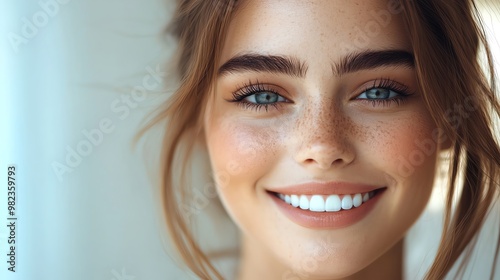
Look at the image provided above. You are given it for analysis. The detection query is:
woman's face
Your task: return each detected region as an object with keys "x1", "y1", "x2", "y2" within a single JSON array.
[{"x1": 204, "y1": 0, "x2": 439, "y2": 278}]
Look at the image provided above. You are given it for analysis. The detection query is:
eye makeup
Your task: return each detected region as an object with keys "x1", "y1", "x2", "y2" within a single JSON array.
[
  {"x1": 225, "y1": 77, "x2": 414, "y2": 112},
  {"x1": 353, "y1": 78, "x2": 414, "y2": 107},
  {"x1": 226, "y1": 80, "x2": 291, "y2": 112}
]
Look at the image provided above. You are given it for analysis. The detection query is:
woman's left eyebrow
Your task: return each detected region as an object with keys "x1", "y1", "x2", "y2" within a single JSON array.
[
  {"x1": 333, "y1": 50, "x2": 414, "y2": 76},
  {"x1": 217, "y1": 49, "x2": 414, "y2": 78}
]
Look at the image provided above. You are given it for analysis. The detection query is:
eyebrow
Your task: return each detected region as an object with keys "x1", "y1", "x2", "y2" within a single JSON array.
[
  {"x1": 217, "y1": 50, "x2": 414, "y2": 78},
  {"x1": 218, "y1": 53, "x2": 308, "y2": 77},
  {"x1": 333, "y1": 50, "x2": 414, "y2": 76}
]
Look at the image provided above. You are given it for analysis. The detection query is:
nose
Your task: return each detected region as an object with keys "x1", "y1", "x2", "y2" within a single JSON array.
[{"x1": 293, "y1": 102, "x2": 355, "y2": 170}]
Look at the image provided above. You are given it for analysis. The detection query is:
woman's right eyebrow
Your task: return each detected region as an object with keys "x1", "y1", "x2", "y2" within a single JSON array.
[
  {"x1": 218, "y1": 53, "x2": 308, "y2": 78},
  {"x1": 217, "y1": 50, "x2": 414, "y2": 78}
]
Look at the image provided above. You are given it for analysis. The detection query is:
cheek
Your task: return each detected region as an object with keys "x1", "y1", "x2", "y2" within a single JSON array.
[
  {"x1": 358, "y1": 110, "x2": 438, "y2": 181},
  {"x1": 358, "y1": 109, "x2": 438, "y2": 227},
  {"x1": 205, "y1": 116, "x2": 286, "y2": 233},
  {"x1": 205, "y1": 117, "x2": 281, "y2": 190}
]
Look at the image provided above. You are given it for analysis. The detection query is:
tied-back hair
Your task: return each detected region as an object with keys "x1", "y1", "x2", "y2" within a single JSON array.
[{"x1": 137, "y1": 0, "x2": 500, "y2": 279}]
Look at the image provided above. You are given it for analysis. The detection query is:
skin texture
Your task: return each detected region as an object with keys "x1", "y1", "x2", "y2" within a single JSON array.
[{"x1": 204, "y1": 0, "x2": 440, "y2": 279}]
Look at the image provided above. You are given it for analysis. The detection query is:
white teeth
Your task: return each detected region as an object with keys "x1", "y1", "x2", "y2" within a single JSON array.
[
  {"x1": 342, "y1": 195, "x2": 353, "y2": 210},
  {"x1": 309, "y1": 195, "x2": 325, "y2": 212},
  {"x1": 277, "y1": 191, "x2": 376, "y2": 212},
  {"x1": 299, "y1": 195, "x2": 309, "y2": 209},
  {"x1": 325, "y1": 195, "x2": 341, "y2": 212},
  {"x1": 291, "y1": 195, "x2": 300, "y2": 207},
  {"x1": 353, "y1": 193, "x2": 362, "y2": 208}
]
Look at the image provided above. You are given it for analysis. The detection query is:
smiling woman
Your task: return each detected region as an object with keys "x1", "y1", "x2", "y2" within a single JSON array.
[
  {"x1": 140, "y1": 0, "x2": 500, "y2": 279},
  {"x1": 204, "y1": 2, "x2": 437, "y2": 279}
]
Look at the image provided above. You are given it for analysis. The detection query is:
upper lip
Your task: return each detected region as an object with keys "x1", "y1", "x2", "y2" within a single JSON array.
[{"x1": 267, "y1": 181, "x2": 384, "y2": 195}]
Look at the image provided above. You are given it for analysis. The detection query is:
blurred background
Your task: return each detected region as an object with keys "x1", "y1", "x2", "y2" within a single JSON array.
[{"x1": 0, "y1": 1, "x2": 499, "y2": 279}]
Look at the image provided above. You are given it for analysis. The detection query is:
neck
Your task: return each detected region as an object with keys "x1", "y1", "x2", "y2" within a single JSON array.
[{"x1": 237, "y1": 235, "x2": 403, "y2": 280}]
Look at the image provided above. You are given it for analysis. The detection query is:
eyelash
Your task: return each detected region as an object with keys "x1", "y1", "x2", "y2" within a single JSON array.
[
  {"x1": 229, "y1": 81, "x2": 287, "y2": 112},
  {"x1": 229, "y1": 79, "x2": 412, "y2": 112},
  {"x1": 357, "y1": 78, "x2": 412, "y2": 107}
]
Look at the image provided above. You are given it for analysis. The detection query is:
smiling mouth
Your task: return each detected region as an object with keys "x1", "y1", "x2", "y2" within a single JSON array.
[{"x1": 271, "y1": 189, "x2": 384, "y2": 212}]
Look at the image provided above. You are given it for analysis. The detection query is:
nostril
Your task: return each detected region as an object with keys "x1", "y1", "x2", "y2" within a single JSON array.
[
  {"x1": 303, "y1": 157, "x2": 346, "y2": 170},
  {"x1": 304, "y1": 158, "x2": 332, "y2": 170},
  {"x1": 304, "y1": 159, "x2": 315, "y2": 164},
  {"x1": 295, "y1": 140, "x2": 355, "y2": 170},
  {"x1": 332, "y1": 158, "x2": 345, "y2": 165}
]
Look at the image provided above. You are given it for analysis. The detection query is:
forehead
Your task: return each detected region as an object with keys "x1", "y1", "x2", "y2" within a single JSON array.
[{"x1": 221, "y1": 0, "x2": 411, "y2": 63}]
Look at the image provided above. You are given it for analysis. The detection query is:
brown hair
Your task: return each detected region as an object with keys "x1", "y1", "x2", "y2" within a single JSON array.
[{"x1": 138, "y1": 0, "x2": 500, "y2": 279}]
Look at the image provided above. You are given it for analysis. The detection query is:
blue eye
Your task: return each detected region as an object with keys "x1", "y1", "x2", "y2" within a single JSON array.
[
  {"x1": 353, "y1": 79, "x2": 412, "y2": 107},
  {"x1": 245, "y1": 92, "x2": 286, "y2": 104},
  {"x1": 357, "y1": 88, "x2": 399, "y2": 100},
  {"x1": 229, "y1": 82, "x2": 289, "y2": 112}
]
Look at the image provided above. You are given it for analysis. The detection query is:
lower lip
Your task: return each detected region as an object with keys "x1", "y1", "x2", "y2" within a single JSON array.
[{"x1": 268, "y1": 189, "x2": 384, "y2": 229}]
